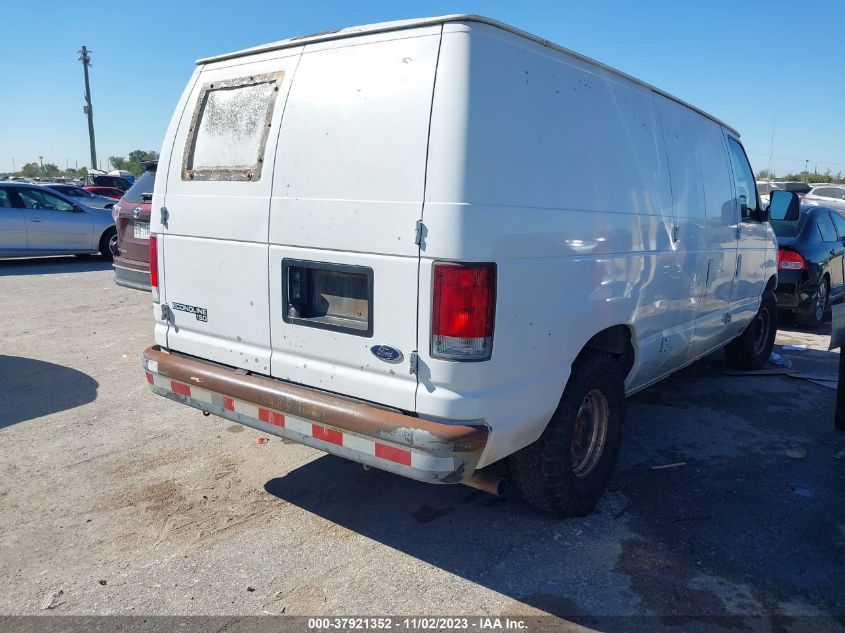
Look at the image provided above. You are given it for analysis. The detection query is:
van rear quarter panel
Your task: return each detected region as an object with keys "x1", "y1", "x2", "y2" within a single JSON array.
[{"x1": 424, "y1": 23, "x2": 678, "y2": 466}]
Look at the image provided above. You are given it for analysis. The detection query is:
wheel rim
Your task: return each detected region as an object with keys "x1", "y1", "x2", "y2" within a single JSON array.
[
  {"x1": 570, "y1": 389, "x2": 609, "y2": 479},
  {"x1": 109, "y1": 234, "x2": 118, "y2": 251},
  {"x1": 815, "y1": 281, "x2": 828, "y2": 322},
  {"x1": 751, "y1": 305, "x2": 770, "y2": 355}
]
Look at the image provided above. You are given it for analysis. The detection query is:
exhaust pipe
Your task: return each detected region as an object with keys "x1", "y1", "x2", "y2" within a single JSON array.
[{"x1": 464, "y1": 469, "x2": 506, "y2": 496}]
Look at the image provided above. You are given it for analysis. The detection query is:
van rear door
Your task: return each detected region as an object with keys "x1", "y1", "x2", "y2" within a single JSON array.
[
  {"x1": 267, "y1": 27, "x2": 442, "y2": 412},
  {"x1": 158, "y1": 49, "x2": 301, "y2": 374}
]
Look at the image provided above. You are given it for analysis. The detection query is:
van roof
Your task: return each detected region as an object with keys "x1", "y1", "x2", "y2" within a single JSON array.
[{"x1": 197, "y1": 14, "x2": 739, "y2": 137}]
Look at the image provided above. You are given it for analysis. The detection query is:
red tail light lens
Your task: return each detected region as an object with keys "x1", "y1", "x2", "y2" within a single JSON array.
[
  {"x1": 432, "y1": 262, "x2": 495, "y2": 361},
  {"x1": 149, "y1": 234, "x2": 159, "y2": 299},
  {"x1": 778, "y1": 249, "x2": 806, "y2": 270}
]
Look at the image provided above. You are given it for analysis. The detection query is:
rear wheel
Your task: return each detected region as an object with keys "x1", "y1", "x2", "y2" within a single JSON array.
[
  {"x1": 99, "y1": 228, "x2": 117, "y2": 262},
  {"x1": 796, "y1": 277, "x2": 828, "y2": 328},
  {"x1": 509, "y1": 351, "x2": 624, "y2": 516},
  {"x1": 725, "y1": 289, "x2": 778, "y2": 370}
]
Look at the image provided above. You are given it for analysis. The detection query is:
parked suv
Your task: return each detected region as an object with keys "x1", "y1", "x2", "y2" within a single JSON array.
[
  {"x1": 142, "y1": 16, "x2": 778, "y2": 515},
  {"x1": 112, "y1": 161, "x2": 155, "y2": 290}
]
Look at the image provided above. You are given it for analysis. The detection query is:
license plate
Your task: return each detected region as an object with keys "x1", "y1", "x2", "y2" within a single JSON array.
[{"x1": 133, "y1": 222, "x2": 150, "y2": 239}]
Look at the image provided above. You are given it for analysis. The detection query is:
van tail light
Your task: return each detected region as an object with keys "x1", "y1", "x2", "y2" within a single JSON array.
[
  {"x1": 778, "y1": 249, "x2": 806, "y2": 271},
  {"x1": 432, "y1": 262, "x2": 496, "y2": 361},
  {"x1": 149, "y1": 234, "x2": 159, "y2": 302}
]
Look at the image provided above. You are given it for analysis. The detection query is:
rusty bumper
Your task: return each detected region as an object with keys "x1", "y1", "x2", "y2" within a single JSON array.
[{"x1": 142, "y1": 346, "x2": 488, "y2": 484}]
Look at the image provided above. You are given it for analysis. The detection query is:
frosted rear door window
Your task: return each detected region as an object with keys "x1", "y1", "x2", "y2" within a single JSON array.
[{"x1": 182, "y1": 72, "x2": 283, "y2": 182}]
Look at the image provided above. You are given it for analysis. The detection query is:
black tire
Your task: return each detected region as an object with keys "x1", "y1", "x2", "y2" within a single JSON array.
[
  {"x1": 795, "y1": 277, "x2": 829, "y2": 329},
  {"x1": 509, "y1": 351, "x2": 624, "y2": 516},
  {"x1": 98, "y1": 228, "x2": 117, "y2": 262},
  {"x1": 724, "y1": 289, "x2": 778, "y2": 370}
]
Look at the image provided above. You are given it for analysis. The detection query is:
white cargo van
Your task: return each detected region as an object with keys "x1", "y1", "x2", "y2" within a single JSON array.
[{"x1": 143, "y1": 15, "x2": 778, "y2": 515}]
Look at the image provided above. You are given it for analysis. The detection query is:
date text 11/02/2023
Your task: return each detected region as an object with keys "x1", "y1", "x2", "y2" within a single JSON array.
[{"x1": 307, "y1": 617, "x2": 529, "y2": 630}]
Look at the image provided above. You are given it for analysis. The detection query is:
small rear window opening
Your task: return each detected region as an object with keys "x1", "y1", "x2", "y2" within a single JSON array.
[{"x1": 182, "y1": 72, "x2": 284, "y2": 182}]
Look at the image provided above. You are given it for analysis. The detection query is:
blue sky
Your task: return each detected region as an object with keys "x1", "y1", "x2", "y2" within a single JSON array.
[{"x1": 2, "y1": 0, "x2": 843, "y2": 176}]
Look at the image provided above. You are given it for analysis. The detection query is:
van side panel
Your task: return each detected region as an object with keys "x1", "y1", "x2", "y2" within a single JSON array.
[
  {"x1": 267, "y1": 27, "x2": 442, "y2": 411},
  {"x1": 654, "y1": 94, "x2": 739, "y2": 363},
  {"x1": 423, "y1": 24, "x2": 675, "y2": 466}
]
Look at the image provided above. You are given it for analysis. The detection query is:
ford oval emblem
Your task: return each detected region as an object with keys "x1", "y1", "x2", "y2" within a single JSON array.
[{"x1": 371, "y1": 345, "x2": 403, "y2": 364}]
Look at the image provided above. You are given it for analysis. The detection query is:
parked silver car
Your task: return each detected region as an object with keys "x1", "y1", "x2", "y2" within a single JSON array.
[
  {"x1": 0, "y1": 182, "x2": 117, "y2": 259},
  {"x1": 804, "y1": 185, "x2": 845, "y2": 211},
  {"x1": 41, "y1": 183, "x2": 117, "y2": 210}
]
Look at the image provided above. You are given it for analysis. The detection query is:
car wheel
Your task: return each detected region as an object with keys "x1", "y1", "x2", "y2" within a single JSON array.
[
  {"x1": 509, "y1": 351, "x2": 624, "y2": 516},
  {"x1": 796, "y1": 277, "x2": 829, "y2": 328},
  {"x1": 725, "y1": 289, "x2": 778, "y2": 370},
  {"x1": 99, "y1": 228, "x2": 117, "y2": 262}
]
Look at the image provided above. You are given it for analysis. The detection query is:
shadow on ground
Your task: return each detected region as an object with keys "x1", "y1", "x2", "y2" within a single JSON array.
[
  {"x1": 264, "y1": 353, "x2": 845, "y2": 631},
  {"x1": 0, "y1": 356, "x2": 98, "y2": 428},
  {"x1": 0, "y1": 256, "x2": 111, "y2": 276}
]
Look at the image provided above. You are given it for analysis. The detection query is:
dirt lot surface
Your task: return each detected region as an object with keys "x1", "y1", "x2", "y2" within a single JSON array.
[{"x1": 1, "y1": 258, "x2": 844, "y2": 631}]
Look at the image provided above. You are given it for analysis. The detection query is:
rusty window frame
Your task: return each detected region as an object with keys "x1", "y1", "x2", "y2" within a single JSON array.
[{"x1": 181, "y1": 71, "x2": 284, "y2": 182}]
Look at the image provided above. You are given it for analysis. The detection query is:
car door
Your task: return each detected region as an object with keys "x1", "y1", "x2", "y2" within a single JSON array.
[
  {"x1": 819, "y1": 211, "x2": 844, "y2": 295},
  {"x1": 0, "y1": 188, "x2": 28, "y2": 253},
  {"x1": 725, "y1": 135, "x2": 768, "y2": 338},
  {"x1": 13, "y1": 187, "x2": 94, "y2": 251},
  {"x1": 829, "y1": 213, "x2": 845, "y2": 298},
  {"x1": 654, "y1": 94, "x2": 740, "y2": 364}
]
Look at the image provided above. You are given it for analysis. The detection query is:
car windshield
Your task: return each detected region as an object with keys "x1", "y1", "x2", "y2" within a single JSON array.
[{"x1": 121, "y1": 168, "x2": 156, "y2": 204}]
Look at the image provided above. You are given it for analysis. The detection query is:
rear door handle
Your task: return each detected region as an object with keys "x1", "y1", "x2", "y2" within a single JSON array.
[{"x1": 28, "y1": 219, "x2": 42, "y2": 223}]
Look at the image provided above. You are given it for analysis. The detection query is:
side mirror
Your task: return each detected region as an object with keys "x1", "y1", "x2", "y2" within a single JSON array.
[
  {"x1": 72, "y1": 204, "x2": 85, "y2": 213},
  {"x1": 769, "y1": 190, "x2": 800, "y2": 222}
]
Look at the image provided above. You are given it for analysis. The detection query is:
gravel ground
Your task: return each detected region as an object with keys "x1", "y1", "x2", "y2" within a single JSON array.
[{"x1": 1, "y1": 257, "x2": 843, "y2": 631}]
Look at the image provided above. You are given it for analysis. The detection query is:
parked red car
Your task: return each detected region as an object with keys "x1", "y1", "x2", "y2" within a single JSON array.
[
  {"x1": 85, "y1": 186, "x2": 125, "y2": 200},
  {"x1": 111, "y1": 161, "x2": 156, "y2": 291}
]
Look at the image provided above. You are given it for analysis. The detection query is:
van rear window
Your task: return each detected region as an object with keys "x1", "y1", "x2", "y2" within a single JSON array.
[{"x1": 182, "y1": 72, "x2": 283, "y2": 182}]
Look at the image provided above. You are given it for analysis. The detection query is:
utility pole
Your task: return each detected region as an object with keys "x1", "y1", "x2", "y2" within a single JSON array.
[
  {"x1": 12, "y1": 158, "x2": 15, "y2": 174},
  {"x1": 805, "y1": 159, "x2": 809, "y2": 183},
  {"x1": 39, "y1": 156, "x2": 44, "y2": 177},
  {"x1": 78, "y1": 46, "x2": 97, "y2": 171}
]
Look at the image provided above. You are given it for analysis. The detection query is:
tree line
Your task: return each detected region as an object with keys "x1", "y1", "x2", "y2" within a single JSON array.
[
  {"x1": 756, "y1": 168, "x2": 845, "y2": 185},
  {"x1": 12, "y1": 149, "x2": 159, "y2": 179}
]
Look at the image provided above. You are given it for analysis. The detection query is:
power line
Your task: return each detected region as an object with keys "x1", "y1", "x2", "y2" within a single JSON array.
[{"x1": 747, "y1": 150, "x2": 845, "y2": 169}]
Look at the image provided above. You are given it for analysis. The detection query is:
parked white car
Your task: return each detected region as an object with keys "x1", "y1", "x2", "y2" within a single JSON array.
[
  {"x1": 142, "y1": 15, "x2": 778, "y2": 515},
  {"x1": 803, "y1": 185, "x2": 845, "y2": 211}
]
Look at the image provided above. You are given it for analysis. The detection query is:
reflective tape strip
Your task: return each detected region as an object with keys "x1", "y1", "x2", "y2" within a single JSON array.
[{"x1": 152, "y1": 375, "x2": 456, "y2": 474}]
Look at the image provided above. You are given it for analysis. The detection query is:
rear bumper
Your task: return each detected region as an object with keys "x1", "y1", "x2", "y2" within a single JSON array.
[
  {"x1": 141, "y1": 346, "x2": 488, "y2": 484},
  {"x1": 113, "y1": 260, "x2": 151, "y2": 292},
  {"x1": 774, "y1": 269, "x2": 818, "y2": 315}
]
